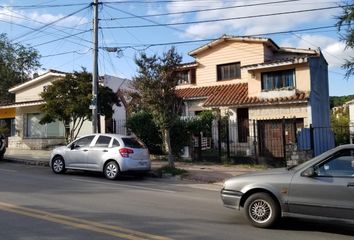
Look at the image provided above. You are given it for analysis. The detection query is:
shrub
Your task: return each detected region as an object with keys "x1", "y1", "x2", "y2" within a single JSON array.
[{"x1": 126, "y1": 111, "x2": 163, "y2": 154}]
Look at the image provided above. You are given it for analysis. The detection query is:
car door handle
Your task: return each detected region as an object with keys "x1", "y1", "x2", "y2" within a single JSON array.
[
  {"x1": 82, "y1": 149, "x2": 88, "y2": 152},
  {"x1": 102, "y1": 149, "x2": 108, "y2": 152},
  {"x1": 347, "y1": 183, "x2": 354, "y2": 187}
]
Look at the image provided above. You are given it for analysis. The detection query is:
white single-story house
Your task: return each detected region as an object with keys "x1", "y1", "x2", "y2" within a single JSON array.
[{"x1": 2, "y1": 69, "x2": 131, "y2": 149}]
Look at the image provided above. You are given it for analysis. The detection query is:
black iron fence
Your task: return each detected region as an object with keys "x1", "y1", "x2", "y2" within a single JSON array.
[{"x1": 191, "y1": 117, "x2": 353, "y2": 166}]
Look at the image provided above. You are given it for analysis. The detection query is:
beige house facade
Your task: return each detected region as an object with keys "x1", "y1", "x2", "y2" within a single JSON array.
[
  {"x1": 3, "y1": 70, "x2": 128, "y2": 150},
  {"x1": 176, "y1": 35, "x2": 332, "y2": 157}
]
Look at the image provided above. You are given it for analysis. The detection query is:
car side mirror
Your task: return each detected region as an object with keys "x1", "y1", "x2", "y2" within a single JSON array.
[{"x1": 301, "y1": 167, "x2": 316, "y2": 177}]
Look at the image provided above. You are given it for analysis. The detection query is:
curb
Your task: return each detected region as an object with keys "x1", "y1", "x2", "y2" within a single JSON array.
[{"x1": 3, "y1": 157, "x2": 49, "y2": 167}]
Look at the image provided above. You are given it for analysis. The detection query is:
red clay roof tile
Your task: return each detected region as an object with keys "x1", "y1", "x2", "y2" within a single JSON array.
[{"x1": 175, "y1": 83, "x2": 309, "y2": 107}]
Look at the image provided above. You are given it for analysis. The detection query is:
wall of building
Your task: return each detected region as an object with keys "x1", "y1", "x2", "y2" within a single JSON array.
[
  {"x1": 15, "y1": 76, "x2": 62, "y2": 102},
  {"x1": 249, "y1": 103, "x2": 309, "y2": 125},
  {"x1": 247, "y1": 63, "x2": 310, "y2": 97},
  {"x1": 308, "y1": 54, "x2": 330, "y2": 128},
  {"x1": 349, "y1": 102, "x2": 354, "y2": 144},
  {"x1": 193, "y1": 41, "x2": 265, "y2": 86}
]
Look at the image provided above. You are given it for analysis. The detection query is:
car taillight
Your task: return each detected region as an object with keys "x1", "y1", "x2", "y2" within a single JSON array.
[{"x1": 119, "y1": 148, "x2": 134, "y2": 158}]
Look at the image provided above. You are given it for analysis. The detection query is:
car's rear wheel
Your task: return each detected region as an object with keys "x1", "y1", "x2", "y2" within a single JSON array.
[
  {"x1": 104, "y1": 161, "x2": 120, "y2": 180},
  {"x1": 52, "y1": 156, "x2": 66, "y2": 174},
  {"x1": 243, "y1": 192, "x2": 280, "y2": 228}
]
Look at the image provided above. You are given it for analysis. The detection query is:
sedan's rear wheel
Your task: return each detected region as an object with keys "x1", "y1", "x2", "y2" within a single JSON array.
[
  {"x1": 104, "y1": 161, "x2": 120, "y2": 180},
  {"x1": 52, "y1": 156, "x2": 66, "y2": 174},
  {"x1": 244, "y1": 192, "x2": 280, "y2": 228}
]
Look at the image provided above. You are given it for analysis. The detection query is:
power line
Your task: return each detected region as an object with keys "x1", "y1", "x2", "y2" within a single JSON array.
[
  {"x1": 103, "y1": 4, "x2": 189, "y2": 37},
  {"x1": 105, "y1": 24, "x2": 347, "y2": 50},
  {"x1": 0, "y1": 7, "x2": 91, "y2": 45},
  {"x1": 11, "y1": 5, "x2": 90, "y2": 42},
  {"x1": 0, "y1": 3, "x2": 88, "y2": 9},
  {"x1": 102, "y1": 0, "x2": 300, "y2": 21},
  {"x1": 101, "y1": 5, "x2": 345, "y2": 29},
  {"x1": 32, "y1": 29, "x2": 92, "y2": 47},
  {"x1": 41, "y1": 49, "x2": 91, "y2": 58}
]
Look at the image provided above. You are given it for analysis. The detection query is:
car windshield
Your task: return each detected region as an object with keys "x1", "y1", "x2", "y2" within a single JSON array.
[{"x1": 122, "y1": 138, "x2": 145, "y2": 148}]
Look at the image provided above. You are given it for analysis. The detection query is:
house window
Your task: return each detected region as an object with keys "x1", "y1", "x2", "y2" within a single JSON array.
[
  {"x1": 261, "y1": 69, "x2": 295, "y2": 91},
  {"x1": 25, "y1": 113, "x2": 65, "y2": 138},
  {"x1": 177, "y1": 70, "x2": 189, "y2": 84},
  {"x1": 217, "y1": 62, "x2": 241, "y2": 81},
  {"x1": 177, "y1": 69, "x2": 196, "y2": 85}
]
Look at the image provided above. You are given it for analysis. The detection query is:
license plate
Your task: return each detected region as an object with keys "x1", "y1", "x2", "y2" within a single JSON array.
[{"x1": 138, "y1": 161, "x2": 147, "y2": 166}]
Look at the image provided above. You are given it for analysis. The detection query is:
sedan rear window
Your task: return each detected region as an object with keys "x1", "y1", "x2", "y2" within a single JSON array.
[{"x1": 122, "y1": 138, "x2": 145, "y2": 148}]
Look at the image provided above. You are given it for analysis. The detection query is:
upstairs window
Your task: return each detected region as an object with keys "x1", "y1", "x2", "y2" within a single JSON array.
[
  {"x1": 177, "y1": 70, "x2": 189, "y2": 84},
  {"x1": 261, "y1": 69, "x2": 295, "y2": 91},
  {"x1": 177, "y1": 69, "x2": 196, "y2": 85},
  {"x1": 217, "y1": 62, "x2": 241, "y2": 81}
]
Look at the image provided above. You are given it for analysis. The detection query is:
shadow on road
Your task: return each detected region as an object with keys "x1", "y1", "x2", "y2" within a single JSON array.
[{"x1": 276, "y1": 217, "x2": 354, "y2": 236}]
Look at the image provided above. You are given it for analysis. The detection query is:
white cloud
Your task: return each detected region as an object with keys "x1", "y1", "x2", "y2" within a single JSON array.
[
  {"x1": 28, "y1": 12, "x2": 88, "y2": 27},
  {"x1": 0, "y1": 7, "x2": 88, "y2": 28},
  {"x1": 165, "y1": 1, "x2": 341, "y2": 39},
  {"x1": 279, "y1": 34, "x2": 354, "y2": 68}
]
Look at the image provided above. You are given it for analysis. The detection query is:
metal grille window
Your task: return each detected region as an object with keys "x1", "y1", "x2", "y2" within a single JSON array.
[
  {"x1": 261, "y1": 69, "x2": 295, "y2": 91},
  {"x1": 217, "y1": 62, "x2": 241, "y2": 81}
]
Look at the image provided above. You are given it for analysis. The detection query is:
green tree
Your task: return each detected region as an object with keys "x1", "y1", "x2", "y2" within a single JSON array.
[
  {"x1": 331, "y1": 108, "x2": 350, "y2": 145},
  {"x1": 126, "y1": 111, "x2": 162, "y2": 154},
  {"x1": 337, "y1": 1, "x2": 354, "y2": 78},
  {"x1": 40, "y1": 69, "x2": 119, "y2": 142},
  {"x1": 132, "y1": 47, "x2": 182, "y2": 167},
  {"x1": 0, "y1": 33, "x2": 40, "y2": 104}
]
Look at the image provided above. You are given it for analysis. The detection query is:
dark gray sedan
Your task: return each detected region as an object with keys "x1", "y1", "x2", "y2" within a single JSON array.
[{"x1": 221, "y1": 144, "x2": 354, "y2": 228}]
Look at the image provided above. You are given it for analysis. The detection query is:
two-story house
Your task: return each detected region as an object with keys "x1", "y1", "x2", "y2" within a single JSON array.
[{"x1": 175, "y1": 35, "x2": 332, "y2": 158}]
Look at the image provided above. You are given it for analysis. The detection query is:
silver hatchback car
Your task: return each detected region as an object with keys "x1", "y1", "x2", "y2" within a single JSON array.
[
  {"x1": 221, "y1": 144, "x2": 354, "y2": 228},
  {"x1": 50, "y1": 134, "x2": 151, "y2": 180}
]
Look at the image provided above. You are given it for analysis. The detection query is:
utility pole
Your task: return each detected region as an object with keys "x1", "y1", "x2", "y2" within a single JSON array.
[{"x1": 91, "y1": 0, "x2": 99, "y2": 133}]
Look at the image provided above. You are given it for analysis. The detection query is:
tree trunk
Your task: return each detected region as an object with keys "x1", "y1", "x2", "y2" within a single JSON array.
[
  {"x1": 64, "y1": 121, "x2": 71, "y2": 144},
  {"x1": 163, "y1": 128, "x2": 174, "y2": 167}
]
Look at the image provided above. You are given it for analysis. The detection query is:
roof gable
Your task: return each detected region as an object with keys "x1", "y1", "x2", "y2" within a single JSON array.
[
  {"x1": 9, "y1": 70, "x2": 66, "y2": 93},
  {"x1": 189, "y1": 35, "x2": 279, "y2": 57}
]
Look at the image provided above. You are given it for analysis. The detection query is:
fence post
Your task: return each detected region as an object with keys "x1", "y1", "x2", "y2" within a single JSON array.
[
  {"x1": 293, "y1": 116, "x2": 297, "y2": 144},
  {"x1": 226, "y1": 118, "x2": 230, "y2": 162},
  {"x1": 198, "y1": 131, "x2": 202, "y2": 161},
  {"x1": 253, "y1": 120, "x2": 258, "y2": 164},
  {"x1": 218, "y1": 116, "x2": 222, "y2": 162},
  {"x1": 282, "y1": 117, "x2": 287, "y2": 162},
  {"x1": 310, "y1": 124, "x2": 314, "y2": 157}
]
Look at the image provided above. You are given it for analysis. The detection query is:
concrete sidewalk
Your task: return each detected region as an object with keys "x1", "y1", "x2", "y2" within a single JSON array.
[{"x1": 3, "y1": 149, "x2": 259, "y2": 183}]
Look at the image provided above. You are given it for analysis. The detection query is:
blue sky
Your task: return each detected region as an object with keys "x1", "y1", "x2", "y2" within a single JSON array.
[{"x1": 0, "y1": 0, "x2": 353, "y2": 96}]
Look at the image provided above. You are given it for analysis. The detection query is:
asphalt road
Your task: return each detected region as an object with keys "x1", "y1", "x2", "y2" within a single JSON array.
[{"x1": 0, "y1": 161, "x2": 354, "y2": 240}]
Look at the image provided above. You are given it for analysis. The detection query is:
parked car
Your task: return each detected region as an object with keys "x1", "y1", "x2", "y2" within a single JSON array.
[
  {"x1": 221, "y1": 144, "x2": 354, "y2": 228},
  {"x1": 49, "y1": 134, "x2": 151, "y2": 180},
  {"x1": 0, "y1": 134, "x2": 5, "y2": 161}
]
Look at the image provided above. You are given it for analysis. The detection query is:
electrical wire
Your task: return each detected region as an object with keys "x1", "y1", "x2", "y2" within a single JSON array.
[
  {"x1": 11, "y1": 5, "x2": 91, "y2": 42},
  {"x1": 102, "y1": 24, "x2": 347, "y2": 50},
  {"x1": 101, "y1": 5, "x2": 346, "y2": 29},
  {"x1": 102, "y1": 0, "x2": 300, "y2": 21}
]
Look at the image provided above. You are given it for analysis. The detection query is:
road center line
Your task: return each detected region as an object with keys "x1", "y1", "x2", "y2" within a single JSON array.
[
  {"x1": 72, "y1": 178, "x2": 176, "y2": 193},
  {"x1": 0, "y1": 201, "x2": 172, "y2": 240}
]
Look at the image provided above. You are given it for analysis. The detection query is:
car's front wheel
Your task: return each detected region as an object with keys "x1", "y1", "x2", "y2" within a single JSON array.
[
  {"x1": 51, "y1": 156, "x2": 66, "y2": 174},
  {"x1": 104, "y1": 161, "x2": 120, "y2": 180},
  {"x1": 243, "y1": 192, "x2": 280, "y2": 228}
]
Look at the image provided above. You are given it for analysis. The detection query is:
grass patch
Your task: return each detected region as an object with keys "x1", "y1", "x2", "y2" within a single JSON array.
[{"x1": 158, "y1": 165, "x2": 188, "y2": 176}]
